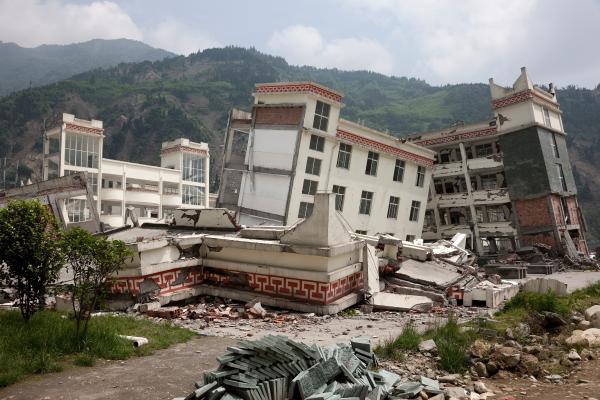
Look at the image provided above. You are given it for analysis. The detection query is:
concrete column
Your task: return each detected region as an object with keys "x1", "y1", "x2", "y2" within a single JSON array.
[
  {"x1": 460, "y1": 142, "x2": 483, "y2": 254},
  {"x1": 158, "y1": 177, "x2": 163, "y2": 219},
  {"x1": 205, "y1": 155, "x2": 210, "y2": 207},
  {"x1": 121, "y1": 170, "x2": 127, "y2": 223}
]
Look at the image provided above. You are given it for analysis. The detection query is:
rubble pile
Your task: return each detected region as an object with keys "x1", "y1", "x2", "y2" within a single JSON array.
[{"x1": 175, "y1": 335, "x2": 450, "y2": 400}]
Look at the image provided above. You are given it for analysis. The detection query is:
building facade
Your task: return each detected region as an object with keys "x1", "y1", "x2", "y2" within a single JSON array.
[
  {"x1": 218, "y1": 82, "x2": 435, "y2": 240},
  {"x1": 408, "y1": 68, "x2": 588, "y2": 256},
  {"x1": 43, "y1": 113, "x2": 210, "y2": 228}
]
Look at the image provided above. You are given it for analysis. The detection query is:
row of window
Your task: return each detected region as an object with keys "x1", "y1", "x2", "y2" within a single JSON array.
[
  {"x1": 299, "y1": 185, "x2": 421, "y2": 222},
  {"x1": 64, "y1": 132, "x2": 100, "y2": 169},
  {"x1": 308, "y1": 134, "x2": 426, "y2": 187}
]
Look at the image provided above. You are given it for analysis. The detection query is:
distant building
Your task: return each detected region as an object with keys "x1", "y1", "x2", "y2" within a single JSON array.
[
  {"x1": 218, "y1": 83, "x2": 436, "y2": 240},
  {"x1": 43, "y1": 113, "x2": 210, "y2": 227},
  {"x1": 408, "y1": 68, "x2": 588, "y2": 256}
]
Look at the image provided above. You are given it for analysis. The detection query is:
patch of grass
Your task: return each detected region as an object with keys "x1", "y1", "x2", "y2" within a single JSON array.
[
  {"x1": 501, "y1": 291, "x2": 570, "y2": 316},
  {"x1": 375, "y1": 323, "x2": 421, "y2": 361},
  {"x1": 0, "y1": 310, "x2": 195, "y2": 387},
  {"x1": 424, "y1": 317, "x2": 478, "y2": 373},
  {"x1": 337, "y1": 308, "x2": 359, "y2": 317},
  {"x1": 374, "y1": 337, "x2": 406, "y2": 362}
]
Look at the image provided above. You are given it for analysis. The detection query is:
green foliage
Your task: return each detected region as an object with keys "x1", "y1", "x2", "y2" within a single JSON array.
[
  {"x1": 501, "y1": 290, "x2": 570, "y2": 317},
  {"x1": 0, "y1": 200, "x2": 64, "y2": 320},
  {"x1": 424, "y1": 317, "x2": 478, "y2": 373},
  {"x1": 62, "y1": 228, "x2": 132, "y2": 343},
  {"x1": 337, "y1": 308, "x2": 359, "y2": 317},
  {"x1": 374, "y1": 323, "x2": 421, "y2": 361},
  {"x1": 0, "y1": 310, "x2": 195, "y2": 387}
]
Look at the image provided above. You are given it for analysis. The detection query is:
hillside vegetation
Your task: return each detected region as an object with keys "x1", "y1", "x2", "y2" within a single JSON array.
[{"x1": 0, "y1": 47, "x2": 598, "y2": 244}]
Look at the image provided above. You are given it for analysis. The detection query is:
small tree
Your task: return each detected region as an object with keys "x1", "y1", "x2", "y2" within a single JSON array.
[
  {"x1": 0, "y1": 200, "x2": 64, "y2": 320},
  {"x1": 63, "y1": 228, "x2": 131, "y2": 342}
]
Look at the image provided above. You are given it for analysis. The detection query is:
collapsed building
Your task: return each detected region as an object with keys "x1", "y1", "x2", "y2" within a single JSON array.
[{"x1": 407, "y1": 68, "x2": 588, "y2": 258}]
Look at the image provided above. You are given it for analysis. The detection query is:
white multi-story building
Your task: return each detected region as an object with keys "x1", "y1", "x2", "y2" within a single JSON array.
[
  {"x1": 43, "y1": 113, "x2": 210, "y2": 228},
  {"x1": 218, "y1": 82, "x2": 436, "y2": 240}
]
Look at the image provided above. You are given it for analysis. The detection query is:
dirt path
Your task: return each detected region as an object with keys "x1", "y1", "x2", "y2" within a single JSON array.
[{"x1": 0, "y1": 336, "x2": 236, "y2": 400}]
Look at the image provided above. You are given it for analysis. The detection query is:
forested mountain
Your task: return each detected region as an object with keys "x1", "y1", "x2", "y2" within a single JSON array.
[
  {"x1": 0, "y1": 47, "x2": 598, "y2": 244},
  {"x1": 0, "y1": 39, "x2": 175, "y2": 96}
]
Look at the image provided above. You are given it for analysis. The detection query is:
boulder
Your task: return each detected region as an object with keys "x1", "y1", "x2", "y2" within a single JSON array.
[
  {"x1": 485, "y1": 361, "x2": 499, "y2": 376},
  {"x1": 438, "y1": 374, "x2": 460, "y2": 384},
  {"x1": 419, "y1": 339, "x2": 437, "y2": 353},
  {"x1": 473, "y1": 381, "x2": 488, "y2": 394},
  {"x1": 584, "y1": 305, "x2": 600, "y2": 320},
  {"x1": 523, "y1": 345, "x2": 542, "y2": 355},
  {"x1": 518, "y1": 353, "x2": 541, "y2": 377},
  {"x1": 567, "y1": 349, "x2": 581, "y2": 361},
  {"x1": 542, "y1": 312, "x2": 567, "y2": 330},
  {"x1": 505, "y1": 323, "x2": 530, "y2": 340},
  {"x1": 565, "y1": 328, "x2": 600, "y2": 348},
  {"x1": 474, "y1": 362, "x2": 488, "y2": 378},
  {"x1": 579, "y1": 320, "x2": 592, "y2": 329},
  {"x1": 470, "y1": 340, "x2": 492, "y2": 359},
  {"x1": 443, "y1": 386, "x2": 467, "y2": 399},
  {"x1": 491, "y1": 346, "x2": 521, "y2": 369},
  {"x1": 590, "y1": 311, "x2": 600, "y2": 329}
]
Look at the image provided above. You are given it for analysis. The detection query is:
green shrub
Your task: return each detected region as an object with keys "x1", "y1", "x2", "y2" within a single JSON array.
[
  {"x1": 374, "y1": 323, "x2": 421, "y2": 361},
  {"x1": 502, "y1": 291, "x2": 569, "y2": 316},
  {"x1": 424, "y1": 317, "x2": 477, "y2": 373}
]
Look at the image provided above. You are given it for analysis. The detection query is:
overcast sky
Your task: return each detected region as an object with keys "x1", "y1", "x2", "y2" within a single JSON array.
[{"x1": 1, "y1": 0, "x2": 599, "y2": 88}]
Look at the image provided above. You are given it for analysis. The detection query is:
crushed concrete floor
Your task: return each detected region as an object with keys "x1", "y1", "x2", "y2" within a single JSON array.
[{"x1": 518, "y1": 271, "x2": 600, "y2": 293}]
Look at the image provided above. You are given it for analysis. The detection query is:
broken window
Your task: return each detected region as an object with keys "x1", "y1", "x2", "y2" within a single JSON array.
[
  {"x1": 556, "y1": 163, "x2": 568, "y2": 192},
  {"x1": 487, "y1": 206, "x2": 507, "y2": 222},
  {"x1": 312, "y1": 101, "x2": 330, "y2": 131},
  {"x1": 182, "y1": 184, "x2": 205, "y2": 206},
  {"x1": 298, "y1": 202, "x2": 314, "y2": 218},
  {"x1": 182, "y1": 153, "x2": 205, "y2": 183},
  {"x1": 64, "y1": 132, "x2": 100, "y2": 168},
  {"x1": 495, "y1": 238, "x2": 514, "y2": 254},
  {"x1": 444, "y1": 181, "x2": 455, "y2": 194},
  {"x1": 561, "y1": 197, "x2": 571, "y2": 224},
  {"x1": 424, "y1": 210, "x2": 435, "y2": 227},
  {"x1": 434, "y1": 180, "x2": 444, "y2": 194},
  {"x1": 393, "y1": 159, "x2": 405, "y2": 182},
  {"x1": 309, "y1": 134, "x2": 325, "y2": 152},
  {"x1": 449, "y1": 210, "x2": 464, "y2": 225},
  {"x1": 439, "y1": 150, "x2": 450, "y2": 164},
  {"x1": 305, "y1": 157, "x2": 322, "y2": 176},
  {"x1": 332, "y1": 185, "x2": 346, "y2": 211},
  {"x1": 336, "y1": 143, "x2": 352, "y2": 169},
  {"x1": 409, "y1": 200, "x2": 421, "y2": 222},
  {"x1": 66, "y1": 198, "x2": 90, "y2": 223},
  {"x1": 365, "y1": 151, "x2": 379, "y2": 176},
  {"x1": 359, "y1": 191, "x2": 373, "y2": 215},
  {"x1": 387, "y1": 196, "x2": 400, "y2": 219},
  {"x1": 551, "y1": 133, "x2": 560, "y2": 158},
  {"x1": 302, "y1": 179, "x2": 318, "y2": 195},
  {"x1": 480, "y1": 174, "x2": 498, "y2": 190},
  {"x1": 475, "y1": 143, "x2": 493, "y2": 158},
  {"x1": 416, "y1": 166, "x2": 426, "y2": 187},
  {"x1": 476, "y1": 207, "x2": 485, "y2": 223}
]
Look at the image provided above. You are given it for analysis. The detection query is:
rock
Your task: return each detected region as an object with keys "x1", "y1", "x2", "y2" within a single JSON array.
[
  {"x1": 523, "y1": 345, "x2": 542, "y2": 355},
  {"x1": 419, "y1": 390, "x2": 428, "y2": 400},
  {"x1": 545, "y1": 374, "x2": 562, "y2": 382},
  {"x1": 590, "y1": 311, "x2": 600, "y2": 328},
  {"x1": 485, "y1": 361, "x2": 499, "y2": 376},
  {"x1": 580, "y1": 348, "x2": 593, "y2": 360},
  {"x1": 567, "y1": 348, "x2": 581, "y2": 361},
  {"x1": 579, "y1": 320, "x2": 592, "y2": 329},
  {"x1": 138, "y1": 301, "x2": 161, "y2": 313},
  {"x1": 503, "y1": 340, "x2": 522, "y2": 350},
  {"x1": 470, "y1": 340, "x2": 492, "y2": 359},
  {"x1": 542, "y1": 312, "x2": 567, "y2": 329},
  {"x1": 566, "y1": 328, "x2": 600, "y2": 348},
  {"x1": 491, "y1": 346, "x2": 521, "y2": 369},
  {"x1": 584, "y1": 305, "x2": 600, "y2": 320},
  {"x1": 438, "y1": 374, "x2": 460, "y2": 384},
  {"x1": 518, "y1": 353, "x2": 541, "y2": 377},
  {"x1": 474, "y1": 362, "x2": 487, "y2": 378},
  {"x1": 505, "y1": 323, "x2": 530, "y2": 340},
  {"x1": 419, "y1": 339, "x2": 437, "y2": 353},
  {"x1": 559, "y1": 356, "x2": 573, "y2": 367},
  {"x1": 443, "y1": 386, "x2": 467, "y2": 398},
  {"x1": 571, "y1": 314, "x2": 584, "y2": 324},
  {"x1": 473, "y1": 381, "x2": 487, "y2": 394}
]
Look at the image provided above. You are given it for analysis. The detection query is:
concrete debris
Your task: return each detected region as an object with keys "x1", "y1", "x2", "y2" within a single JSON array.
[
  {"x1": 463, "y1": 280, "x2": 519, "y2": 308},
  {"x1": 175, "y1": 336, "x2": 450, "y2": 400},
  {"x1": 118, "y1": 335, "x2": 149, "y2": 347},
  {"x1": 370, "y1": 292, "x2": 433, "y2": 313}
]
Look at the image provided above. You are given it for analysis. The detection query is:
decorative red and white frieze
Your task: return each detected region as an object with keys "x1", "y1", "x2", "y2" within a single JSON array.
[
  {"x1": 65, "y1": 123, "x2": 104, "y2": 136},
  {"x1": 108, "y1": 267, "x2": 363, "y2": 305},
  {"x1": 492, "y1": 89, "x2": 560, "y2": 112},
  {"x1": 413, "y1": 127, "x2": 498, "y2": 147},
  {"x1": 255, "y1": 83, "x2": 343, "y2": 104},
  {"x1": 336, "y1": 129, "x2": 434, "y2": 167},
  {"x1": 160, "y1": 145, "x2": 209, "y2": 156}
]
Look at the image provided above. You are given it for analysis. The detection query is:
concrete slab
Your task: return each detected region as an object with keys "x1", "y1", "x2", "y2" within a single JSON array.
[
  {"x1": 370, "y1": 292, "x2": 433, "y2": 312},
  {"x1": 395, "y1": 259, "x2": 462, "y2": 288},
  {"x1": 519, "y1": 271, "x2": 600, "y2": 294}
]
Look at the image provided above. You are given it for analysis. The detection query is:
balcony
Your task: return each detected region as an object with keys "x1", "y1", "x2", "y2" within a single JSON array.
[
  {"x1": 437, "y1": 192, "x2": 469, "y2": 208},
  {"x1": 124, "y1": 188, "x2": 160, "y2": 205},
  {"x1": 472, "y1": 188, "x2": 510, "y2": 205},
  {"x1": 477, "y1": 221, "x2": 516, "y2": 236},
  {"x1": 467, "y1": 155, "x2": 503, "y2": 172},
  {"x1": 433, "y1": 161, "x2": 463, "y2": 178},
  {"x1": 100, "y1": 188, "x2": 123, "y2": 202},
  {"x1": 162, "y1": 193, "x2": 181, "y2": 207}
]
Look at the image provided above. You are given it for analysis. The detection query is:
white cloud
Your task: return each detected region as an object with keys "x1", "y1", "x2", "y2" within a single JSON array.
[
  {"x1": 146, "y1": 19, "x2": 221, "y2": 55},
  {"x1": 0, "y1": 0, "x2": 143, "y2": 47},
  {"x1": 268, "y1": 24, "x2": 393, "y2": 74}
]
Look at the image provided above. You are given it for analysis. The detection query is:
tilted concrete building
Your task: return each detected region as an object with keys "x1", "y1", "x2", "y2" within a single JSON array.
[
  {"x1": 218, "y1": 83, "x2": 436, "y2": 240},
  {"x1": 408, "y1": 68, "x2": 588, "y2": 257},
  {"x1": 42, "y1": 113, "x2": 210, "y2": 228}
]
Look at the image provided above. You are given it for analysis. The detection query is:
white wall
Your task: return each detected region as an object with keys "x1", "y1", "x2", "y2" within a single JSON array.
[{"x1": 251, "y1": 128, "x2": 298, "y2": 170}]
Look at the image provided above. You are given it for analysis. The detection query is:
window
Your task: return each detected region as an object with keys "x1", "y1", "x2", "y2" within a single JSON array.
[
  {"x1": 406, "y1": 235, "x2": 416, "y2": 242},
  {"x1": 543, "y1": 107, "x2": 551, "y2": 127},
  {"x1": 64, "y1": 132, "x2": 99, "y2": 168},
  {"x1": 424, "y1": 210, "x2": 435, "y2": 227},
  {"x1": 312, "y1": 101, "x2": 330, "y2": 131},
  {"x1": 487, "y1": 206, "x2": 506, "y2": 222},
  {"x1": 182, "y1": 185, "x2": 205, "y2": 206},
  {"x1": 305, "y1": 157, "x2": 322, "y2": 176},
  {"x1": 65, "y1": 169, "x2": 97, "y2": 195},
  {"x1": 434, "y1": 180, "x2": 444, "y2": 194},
  {"x1": 359, "y1": 191, "x2": 373, "y2": 215},
  {"x1": 556, "y1": 163, "x2": 568, "y2": 192},
  {"x1": 416, "y1": 166, "x2": 426, "y2": 187},
  {"x1": 355, "y1": 230, "x2": 367, "y2": 235},
  {"x1": 302, "y1": 179, "x2": 318, "y2": 195},
  {"x1": 393, "y1": 159, "x2": 405, "y2": 182},
  {"x1": 182, "y1": 153, "x2": 205, "y2": 183},
  {"x1": 560, "y1": 197, "x2": 571, "y2": 224},
  {"x1": 480, "y1": 174, "x2": 498, "y2": 190},
  {"x1": 337, "y1": 143, "x2": 352, "y2": 169},
  {"x1": 365, "y1": 151, "x2": 379, "y2": 176},
  {"x1": 65, "y1": 198, "x2": 90, "y2": 223},
  {"x1": 475, "y1": 143, "x2": 493, "y2": 158},
  {"x1": 298, "y1": 202, "x2": 314, "y2": 218},
  {"x1": 551, "y1": 133, "x2": 560, "y2": 158},
  {"x1": 409, "y1": 200, "x2": 421, "y2": 222},
  {"x1": 332, "y1": 185, "x2": 346, "y2": 211},
  {"x1": 387, "y1": 196, "x2": 400, "y2": 219},
  {"x1": 309, "y1": 134, "x2": 325, "y2": 152}
]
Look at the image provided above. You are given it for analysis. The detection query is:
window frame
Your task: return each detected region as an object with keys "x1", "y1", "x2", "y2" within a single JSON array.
[
  {"x1": 309, "y1": 134, "x2": 325, "y2": 152},
  {"x1": 332, "y1": 184, "x2": 346, "y2": 211},
  {"x1": 302, "y1": 179, "x2": 318, "y2": 195},
  {"x1": 409, "y1": 200, "x2": 421, "y2": 222},
  {"x1": 387, "y1": 196, "x2": 400, "y2": 219},
  {"x1": 312, "y1": 101, "x2": 331, "y2": 132},
  {"x1": 393, "y1": 159, "x2": 405, "y2": 182},
  {"x1": 551, "y1": 133, "x2": 560, "y2": 158},
  {"x1": 359, "y1": 190, "x2": 374, "y2": 215},
  {"x1": 336, "y1": 143, "x2": 352, "y2": 169},
  {"x1": 365, "y1": 151, "x2": 379, "y2": 176},
  {"x1": 305, "y1": 157, "x2": 322, "y2": 176},
  {"x1": 298, "y1": 202, "x2": 314, "y2": 218},
  {"x1": 556, "y1": 163, "x2": 568, "y2": 192},
  {"x1": 416, "y1": 166, "x2": 426, "y2": 187}
]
